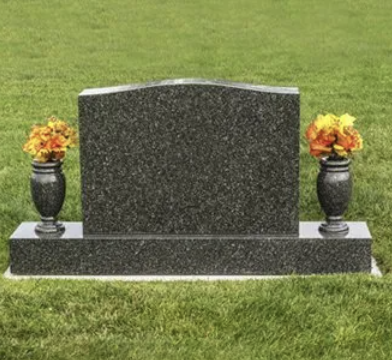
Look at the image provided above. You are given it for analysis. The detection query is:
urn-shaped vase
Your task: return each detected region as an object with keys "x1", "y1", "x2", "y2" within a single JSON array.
[
  {"x1": 31, "y1": 160, "x2": 66, "y2": 234},
  {"x1": 317, "y1": 157, "x2": 352, "y2": 234}
]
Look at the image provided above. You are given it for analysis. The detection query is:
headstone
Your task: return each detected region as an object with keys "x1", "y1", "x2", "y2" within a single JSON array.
[{"x1": 9, "y1": 79, "x2": 372, "y2": 276}]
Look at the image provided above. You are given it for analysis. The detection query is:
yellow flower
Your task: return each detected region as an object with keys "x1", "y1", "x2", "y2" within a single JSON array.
[
  {"x1": 340, "y1": 113, "x2": 356, "y2": 127},
  {"x1": 35, "y1": 148, "x2": 50, "y2": 163},
  {"x1": 314, "y1": 114, "x2": 332, "y2": 131},
  {"x1": 333, "y1": 144, "x2": 348, "y2": 157}
]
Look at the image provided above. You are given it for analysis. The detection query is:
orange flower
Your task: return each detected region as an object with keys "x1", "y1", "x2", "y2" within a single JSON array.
[
  {"x1": 23, "y1": 116, "x2": 78, "y2": 162},
  {"x1": 310, "y1": 140, "x2": 333, "y2": 157},
  {"x1": 305, "y1": 122, "x2": 318, "y2": 141},
  {"x1": 317, "y1": 130, "x2": 336, "y2": 147}
]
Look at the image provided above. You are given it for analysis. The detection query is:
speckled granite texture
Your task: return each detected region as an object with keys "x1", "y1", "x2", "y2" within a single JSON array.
[
  {"x1": 10, "y1": 222, "x2": 372, "y2": 275},
  {"x1": 78, "y1": 79, "x2": 300, "y2": 237}
]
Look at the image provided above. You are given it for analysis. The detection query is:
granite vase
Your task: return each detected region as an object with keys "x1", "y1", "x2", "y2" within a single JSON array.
[
  {"x1": 317, "y1": 156, "x2": 352, "y2": 234},
  {"x1": 31, "y1": 160, "x2": 66, "y2": 234}
]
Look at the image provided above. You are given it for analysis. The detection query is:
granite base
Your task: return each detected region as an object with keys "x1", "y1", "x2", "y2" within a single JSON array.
[{"x1": 9, "y1": 222, "x2": 372, "y2": 276}]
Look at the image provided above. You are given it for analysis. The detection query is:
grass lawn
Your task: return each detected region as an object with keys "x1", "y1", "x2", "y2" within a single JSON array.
[{"x1": 1, "y1": 0, "x2": 392, "y2": 358}]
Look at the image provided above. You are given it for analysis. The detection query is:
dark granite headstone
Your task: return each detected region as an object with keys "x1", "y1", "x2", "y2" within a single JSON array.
[
  {"x1": 8, "y1": 79, "x2": 373, "y2": 276},
  {"x1": 78, "y1": 79, "x2": 300, "y2": 237}
]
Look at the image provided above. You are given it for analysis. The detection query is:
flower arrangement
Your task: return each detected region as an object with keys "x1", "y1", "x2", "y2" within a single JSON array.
[
  {"x1": 305, "y1": 113, "x2": 363, "y2": 158},
  {"x1": 23, "y1": 116, "x2": 78, "y2": 162}
]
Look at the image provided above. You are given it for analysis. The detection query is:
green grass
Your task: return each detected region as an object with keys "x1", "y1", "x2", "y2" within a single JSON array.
[
  {"x1": 1, "y1": 0, "x2": 392, "y2": 358},
  {"x1": 2, "y1": 276, "x2": 392, "y2": 360}
]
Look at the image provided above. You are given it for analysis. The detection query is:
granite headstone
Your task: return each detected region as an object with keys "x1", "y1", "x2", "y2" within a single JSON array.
[{"x1": 8, "y1": 79, "x2": 372, "y2": 276}]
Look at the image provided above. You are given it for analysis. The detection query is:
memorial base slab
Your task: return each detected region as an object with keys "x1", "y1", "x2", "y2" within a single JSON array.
[{"x1": 9, "y1": 222, "x2": 372, "y2": 276}]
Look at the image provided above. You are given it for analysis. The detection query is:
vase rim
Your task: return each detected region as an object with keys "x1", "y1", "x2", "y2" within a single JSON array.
[
  {"x1": 32, "y1": 160, "x2": 63, "y2": 168},
  {"x1": 320, "y1": 157, "x2": 351, "y2": 166}
]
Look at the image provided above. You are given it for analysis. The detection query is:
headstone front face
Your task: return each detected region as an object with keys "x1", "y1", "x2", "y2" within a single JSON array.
[{"x1": 78, "y1": 79, "x2": 300, "y2": 237}]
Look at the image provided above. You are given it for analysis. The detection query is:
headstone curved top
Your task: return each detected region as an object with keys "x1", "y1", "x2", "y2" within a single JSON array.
[{"x1": 78, "y1": 79, "x2": 300, "y2": 237}]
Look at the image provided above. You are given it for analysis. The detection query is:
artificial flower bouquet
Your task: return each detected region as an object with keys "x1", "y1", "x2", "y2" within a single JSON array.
[
  {"x1": 23, "y1": 116, "x2": 78, "y2": 162},
  {"x1": 305, "y1": 113, "x2": 363, "y2": 158}
]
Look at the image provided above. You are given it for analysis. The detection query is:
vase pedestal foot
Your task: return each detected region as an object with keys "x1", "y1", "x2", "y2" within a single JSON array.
[
  {"x1": 35, "y1": 217, "x2": 65, "y2": 235},
  {"x1": 319, "y1": 216, "x2": 349, "y2": 234}
]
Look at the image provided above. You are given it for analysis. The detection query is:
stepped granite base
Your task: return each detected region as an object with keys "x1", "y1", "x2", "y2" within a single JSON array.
[{"x1": 9, "y1": 222, "x2": 372, "y2": 276}]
